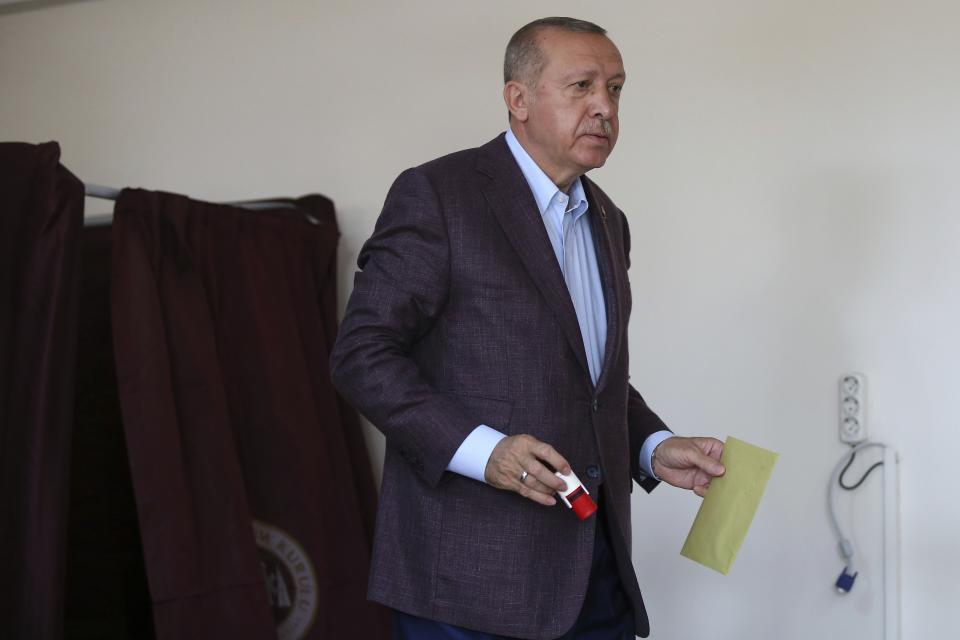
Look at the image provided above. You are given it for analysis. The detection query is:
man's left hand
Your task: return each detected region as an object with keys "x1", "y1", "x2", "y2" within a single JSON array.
[{"x1": 652, "y1": 436, "x2": 725, "y2": 497}]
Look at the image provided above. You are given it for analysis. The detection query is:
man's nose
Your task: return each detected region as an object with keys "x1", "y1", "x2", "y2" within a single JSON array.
[{"x1": 590, "y1": 88, "x2": 615, "y2": 119}]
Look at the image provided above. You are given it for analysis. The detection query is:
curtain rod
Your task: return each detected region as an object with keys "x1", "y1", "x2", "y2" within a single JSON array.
[
  {"x1": 85, "y1": 183, "x2": 121, "y2": 200},
  {"x1": 83, "y1": 183, "x2": 320, "y2": 225}
]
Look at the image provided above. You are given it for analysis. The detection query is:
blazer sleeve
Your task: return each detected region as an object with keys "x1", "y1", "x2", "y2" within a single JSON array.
[
  {"x1": 619, "y1": 207, "x2": 673, "y2": 493},
  {"x1": 628, "y1": 385, "x2": 670, "y2": 492},
  {"x1": 330, "y1": 167, "x2": 479, "y2": 488}
]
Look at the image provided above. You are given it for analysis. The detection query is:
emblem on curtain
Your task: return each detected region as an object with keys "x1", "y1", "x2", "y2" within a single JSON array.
[{"x1": 253, "y1": 519, "x2": 319, "y2": 640}]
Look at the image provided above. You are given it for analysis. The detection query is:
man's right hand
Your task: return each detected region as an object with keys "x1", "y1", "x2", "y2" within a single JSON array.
[{"x1": 485, "y1": 435, "x2": 572, "y2": 506}]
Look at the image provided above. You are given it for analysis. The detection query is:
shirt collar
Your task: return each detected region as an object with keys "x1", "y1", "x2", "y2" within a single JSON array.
[{"x1": 505, "y1": 128, "x2": 588, "y2": 219}]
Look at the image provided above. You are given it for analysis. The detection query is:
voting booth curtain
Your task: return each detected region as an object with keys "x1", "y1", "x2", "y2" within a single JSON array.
[
  {"x1": 0, "y1": 140, "x2": 386, "y2": 639},
  {"x1": 111, "y1": 189, "x2": 386, "y2": 639},
  {"x1": 0, "y1": 142, "x2": 84, "y2": 639}
]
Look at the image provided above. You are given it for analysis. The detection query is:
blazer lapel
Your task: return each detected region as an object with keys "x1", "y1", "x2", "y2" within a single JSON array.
[
  {"x1": 583, "y1": 178, "x2": 623, "y2": 395},
  {"x1": 476, "y1": 135, "x2": 591, "y2": 379}
]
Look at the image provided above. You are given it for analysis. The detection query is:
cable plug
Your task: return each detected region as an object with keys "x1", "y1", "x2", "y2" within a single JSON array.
[{"x1": 835, "y1": 566, "x2": 858, "y2": 594}]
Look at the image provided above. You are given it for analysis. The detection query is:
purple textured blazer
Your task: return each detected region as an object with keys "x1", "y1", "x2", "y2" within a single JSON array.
[{"x1": 330, "y1": 134, "x2": 669, "y2": 639}]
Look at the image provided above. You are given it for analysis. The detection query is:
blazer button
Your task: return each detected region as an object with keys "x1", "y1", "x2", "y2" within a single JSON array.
[
  {"x1": 586, "y1": 465, "x2": 601, "y2": 480},
  {"x1": 591, "y1": 398, "x2": 599, "y2": 413}
]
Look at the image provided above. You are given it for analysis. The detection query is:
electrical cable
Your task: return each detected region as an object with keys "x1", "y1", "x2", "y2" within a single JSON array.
[
  {"x1": 827, "y1": 441, "x2": 887, "y2": 593},
  {"x1": 838, "y1": 451, "x2": 885, "y2": 491}
]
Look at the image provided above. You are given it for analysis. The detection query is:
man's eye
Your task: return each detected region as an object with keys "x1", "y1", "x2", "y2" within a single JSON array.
[
  {"x1": 609, "y1": 84, "x2": 623, "y2": 95},
  {"x1": 574, "y1": 80, "x2": 588, "y2": 89}
]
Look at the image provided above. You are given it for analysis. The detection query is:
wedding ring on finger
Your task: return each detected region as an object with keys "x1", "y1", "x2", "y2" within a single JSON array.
[{"x1": 519, "y1": 470, "x2": 529, "y2": 483}]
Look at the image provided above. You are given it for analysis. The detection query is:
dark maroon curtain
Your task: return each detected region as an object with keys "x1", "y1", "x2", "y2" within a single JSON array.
[
  {"x1": 64, "y1": 224, "x2": 154, "y2": 639},
  {"x1": 0, "y1": 142, "x2": 84, "y2": 639},
  {"x1": 110, "y1": 189, "x2": 386, "y2": 640}
]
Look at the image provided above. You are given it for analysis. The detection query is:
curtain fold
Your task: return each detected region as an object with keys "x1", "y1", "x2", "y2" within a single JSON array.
[
  {"x1": 0, "y1": 141, "x2": 84, "y2": 639},
  {"x1": 64, "y1": 224, "x2": 154, "y2": 638},
  {"x1": 110, "y1": 189, "x2": 386, "y2": 639}
]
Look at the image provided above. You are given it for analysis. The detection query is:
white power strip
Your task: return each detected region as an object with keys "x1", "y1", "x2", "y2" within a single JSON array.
[{"x1": 839, "y1": 373, "x2": 867, "y2": 444}]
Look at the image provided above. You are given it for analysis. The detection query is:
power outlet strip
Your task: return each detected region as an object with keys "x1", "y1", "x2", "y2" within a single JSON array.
[{"x1": 839, "y1": 373, "x2": 867, "y2": 444}]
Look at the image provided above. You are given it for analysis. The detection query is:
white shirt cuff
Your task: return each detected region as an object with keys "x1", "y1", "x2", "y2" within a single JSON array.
[
  {"x1": 639, "y1": 430, "x2": 675, "y2": 480},
  {"x1": 446, "y1": 424, "x2": 507, "y2": 483}
]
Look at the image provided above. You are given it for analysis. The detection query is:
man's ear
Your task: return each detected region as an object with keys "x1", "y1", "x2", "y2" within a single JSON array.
[{"x1": 503, "y1": 81, "x2": 531, "y2": 122}]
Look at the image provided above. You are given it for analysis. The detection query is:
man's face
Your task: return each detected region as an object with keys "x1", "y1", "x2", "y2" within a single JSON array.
[{"x1": 512, "y1": 29, "x2": 625, "y2": 190}]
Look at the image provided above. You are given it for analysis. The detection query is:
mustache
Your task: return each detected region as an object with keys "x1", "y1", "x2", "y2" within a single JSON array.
[{"x1": 581, "y1": 119, "x2": 614, "y2": 137}]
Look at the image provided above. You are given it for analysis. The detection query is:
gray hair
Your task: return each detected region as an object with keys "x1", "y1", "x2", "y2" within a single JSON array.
[{"x1": 503, "y1": 17, "x2": 607, "y2": 87}]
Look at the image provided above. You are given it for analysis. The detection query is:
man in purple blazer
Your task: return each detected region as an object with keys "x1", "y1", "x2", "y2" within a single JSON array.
[{"x1": 331, "y1": 16, "x2": 726, "y2": 640}]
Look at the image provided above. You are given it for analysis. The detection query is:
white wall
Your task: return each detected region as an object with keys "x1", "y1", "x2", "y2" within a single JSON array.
[{"x1": 3, "y1": 1, "x2": 957, "y2": 637}]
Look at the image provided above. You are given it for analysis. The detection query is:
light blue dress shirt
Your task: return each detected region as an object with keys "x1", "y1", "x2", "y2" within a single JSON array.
[{"x1": 446, "y1": 128, "x2": 672, "y2": 483}]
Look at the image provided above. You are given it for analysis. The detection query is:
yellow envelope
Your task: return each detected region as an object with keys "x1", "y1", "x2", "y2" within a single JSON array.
[{"x1": 680, "y1": 436, "x2": 778, "y2": 575}]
